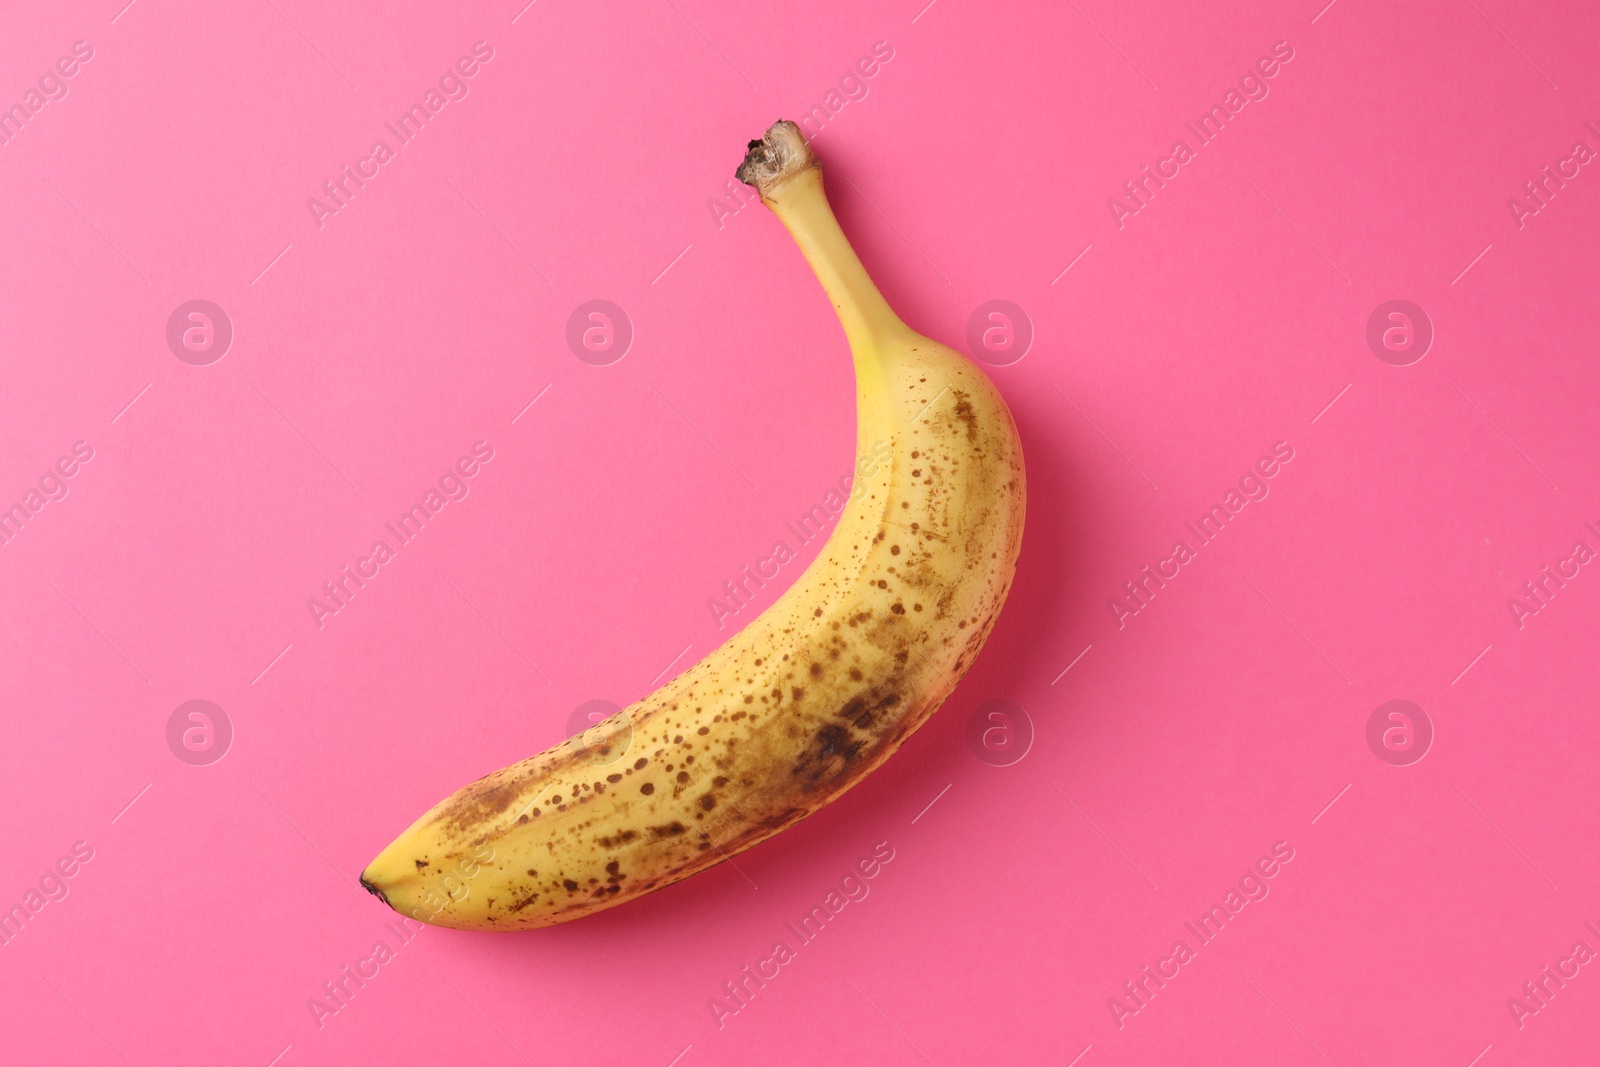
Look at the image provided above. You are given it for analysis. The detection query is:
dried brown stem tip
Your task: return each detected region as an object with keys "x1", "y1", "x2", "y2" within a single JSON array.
[{"x1": 735, "y1": 120, "x2": 819, "y2": 199}]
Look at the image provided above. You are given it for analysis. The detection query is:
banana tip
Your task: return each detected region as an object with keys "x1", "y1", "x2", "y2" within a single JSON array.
[{"x1": 358, "y1": 870, "x2": 390, "y2": 907}]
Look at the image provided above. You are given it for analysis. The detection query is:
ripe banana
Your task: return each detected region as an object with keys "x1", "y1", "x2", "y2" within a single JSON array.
[{"x1": 361, "y1": 120, "x2": 1026, "y2": 929}]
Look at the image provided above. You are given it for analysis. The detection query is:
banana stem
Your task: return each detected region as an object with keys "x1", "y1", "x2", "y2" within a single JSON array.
[{"x1": 738, "y1": 122, "x2": 913, "y2": 366}]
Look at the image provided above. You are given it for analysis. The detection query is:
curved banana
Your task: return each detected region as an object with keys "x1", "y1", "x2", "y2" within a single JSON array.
[{"x1": 360, "y1": 120, "x2": 1026, "y2": 929}]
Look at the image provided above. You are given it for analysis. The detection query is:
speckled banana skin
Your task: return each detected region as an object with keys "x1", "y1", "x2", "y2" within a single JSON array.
[{"x1": 360, "y1": 121, "x2": 1026, "y2": 929}]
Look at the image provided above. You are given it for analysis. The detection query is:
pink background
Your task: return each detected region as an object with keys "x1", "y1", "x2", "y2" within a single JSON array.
[{"x1": 3, "y1": 0, "x2": 1599, "y2": 1063}]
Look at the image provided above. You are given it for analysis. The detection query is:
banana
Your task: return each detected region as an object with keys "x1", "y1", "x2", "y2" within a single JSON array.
[{"x1": 360, "y1": 120, "x2": 1026, "y2": 929}]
